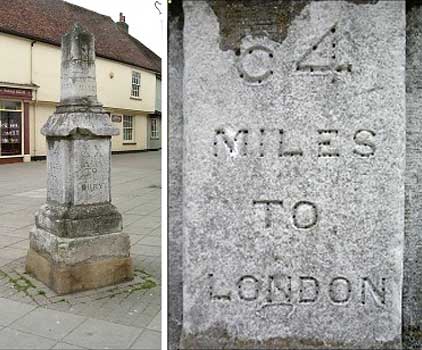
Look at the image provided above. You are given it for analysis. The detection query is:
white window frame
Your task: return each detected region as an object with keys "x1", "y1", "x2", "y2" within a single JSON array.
[
  {"x1": 131, "y1": 71, "x2": 141, "y2": 98},
  {"x1": 151, "y1": 118, "x2": 159, "y2": 139},
  {"x1": 123, "y1": 115, "x2": 134, "y2": 143}
]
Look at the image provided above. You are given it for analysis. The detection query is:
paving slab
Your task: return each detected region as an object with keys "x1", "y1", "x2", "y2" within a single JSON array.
[
  {"x1": 0, "y1": 298, "x2": 36, "y2": 327},
  {"x1": 52, "y1": 342, "x2": 85, "y2": 349},
  {"x1": 138, "y1": 235, "x2": 161, "y2": 247},
  {"x1": 147, "y1": 311, "x2": 161, "y2": 332},
  {"x1": 10, "y1": 308, "x2": 87, "y2": 341},
  {"x1": 63, "y1": 318, "x2": 142, "y2": 350},
  {"x1": 0, "y1": 327, "x2": 56, "y2": 349},
  {"x1": 131, "y1": 329, "x2": 161, "y2": 350}
]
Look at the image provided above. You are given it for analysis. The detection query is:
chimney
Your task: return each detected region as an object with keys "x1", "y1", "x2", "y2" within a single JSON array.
[{"x1": 116, "y1": 12, "x2": 129, "y2": 33}]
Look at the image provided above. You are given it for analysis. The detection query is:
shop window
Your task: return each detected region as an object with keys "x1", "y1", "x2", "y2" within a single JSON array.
[
  {"x1": 123, "y1": 115, "x2": 134, "y2": 142},
  {"x1": 0, "y1": 100, "x2": 22, "y2": 156},
  {"x1": 151, "y1": 118, "x2": 159, "y2": 139},
  {"x1": 131, "y1": 71, "x2": 141, "y2": 98}
]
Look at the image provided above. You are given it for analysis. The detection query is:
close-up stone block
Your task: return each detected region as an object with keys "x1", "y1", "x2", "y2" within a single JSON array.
[{"x1": 176, "y1": 1, "x2": 406, "y2": 348}]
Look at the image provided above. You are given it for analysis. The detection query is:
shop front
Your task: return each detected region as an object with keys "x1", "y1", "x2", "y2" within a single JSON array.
[{"x1": 0, "y1": 86, "x2": 32, "y2": 164}]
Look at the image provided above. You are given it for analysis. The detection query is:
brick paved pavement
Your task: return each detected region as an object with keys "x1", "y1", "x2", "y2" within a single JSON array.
[{"x1": 0, "y1": 152, "x2": 161, "y2": 349}]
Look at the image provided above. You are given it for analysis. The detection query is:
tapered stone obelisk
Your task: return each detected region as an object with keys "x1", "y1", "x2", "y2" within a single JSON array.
[{"x1": 26, "y1": 23, "x2": 133, "y2": 294}]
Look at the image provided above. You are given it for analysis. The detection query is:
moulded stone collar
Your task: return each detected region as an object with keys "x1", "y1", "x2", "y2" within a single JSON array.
[{"x1": 41, "y1": 111, "x2": 119, "y2": 137}]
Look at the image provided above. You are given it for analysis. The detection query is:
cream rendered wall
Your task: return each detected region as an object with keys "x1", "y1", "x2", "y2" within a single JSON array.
[
  {"x1": 110, "y1": 112, "x2": 148, "y2": 152},
  {"x1": 32, "y1": 43, "x2": 60, "y2": 103},
  {"x1": 97, "y1": 60, "x2": 156, "y2": 112},
  {"x1": 33, "y1": 103, "x2": 54, "y2": 156},
  {"x1": 0, "y1": 33, "x2": 31, "y2": 84},
  {"x1": 32, "y1": 41, "x2": 157, "y2": 112}
]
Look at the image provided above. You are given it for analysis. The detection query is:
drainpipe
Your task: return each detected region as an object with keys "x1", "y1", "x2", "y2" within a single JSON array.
[
  {"x1": 30, "y1": 41, "x2": 36, "y2": 84},
  {"x1": 30, "y1": 40, "x2": 37, "y2": 157}
]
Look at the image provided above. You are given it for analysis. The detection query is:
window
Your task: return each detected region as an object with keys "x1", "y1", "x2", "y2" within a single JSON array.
[
  {"x1": 0, "y1": 100, "x2": 22, "y2": 156},
  {"x1": 123, "y1": 115, "x2": 134, "y2": 142},
  {"x1": 151, "y1": 118, "x2": 159, "y2": 139},
  {"x1": 131, "y1": 71, "x2": 141, "y2": 97}
]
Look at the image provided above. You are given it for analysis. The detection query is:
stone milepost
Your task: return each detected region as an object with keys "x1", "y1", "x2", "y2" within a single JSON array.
[
  {"x1": 182, "y1": 1, "x2": 405, "y2": 349},
  {"x1": 25, "y1": 24, "x2": 133, "y2": 294}
]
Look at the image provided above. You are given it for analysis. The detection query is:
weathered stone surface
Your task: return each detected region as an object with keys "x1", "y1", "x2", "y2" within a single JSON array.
[
  {"x1": 46, "y1": 138, "x2": 113, "y2": 205},
  {"x1": 29, "y1": 229, "x2": 130, "y2": 265},
  {"x1": 73, "y1": 138, "x2": 111, "y2": 204},
  {"x1": 404, "y1": 1, "x2": 422, "y2": 349},
  {"x1": 35, "y1": 203, "x2": 122, "y2": 238},
  {"x1": 41, "y1": 112, "x2": 119, "y2": 137},
  {"x1": 26, "y1": 249, "x2": 133, "y2": 295},
  {"x1": 168, "y1": 1, "x2": 184, "y2": 348},
  {"x1": 26, "y1": 23, "x2": 132, "y2": 294},
  {"x1": 60, "y1": 23, "x2": 99, "y2": 107},
  {"x1": 181, "y1": 1, "x2": 405, "y2": 348}
]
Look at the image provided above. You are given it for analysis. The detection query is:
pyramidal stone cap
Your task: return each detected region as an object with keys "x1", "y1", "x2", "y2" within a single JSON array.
[{"x1": 41, "y1": 23, "x2": 119, "y2": 137}]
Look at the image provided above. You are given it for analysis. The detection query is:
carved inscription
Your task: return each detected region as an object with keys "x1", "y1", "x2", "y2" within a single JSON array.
[
  {"x1": 279, "y1": 129, "x2": 303, "y2": 157},
  {"x1": 213, "y1": 128, "x2": 248, "y2": 157},
  {"x1": 299, "y1": 276, "x2": 319, "y2": 303},
  {"x1": 208, "y1": 273, "x2": 231, "y2": 301},
  {"x1": 237, "y1": 45, "x2": 274, "y2": 84},
  {"x1": 293, "y1": 201, "x2": 318, "y2": 229},
  {"x1": 253, "y1": 200, "x2": 283, "y2": 228},
  {"x1": 318, "y1": 130, "x2": 340, "y2": 157},
  {"x1": 73, "y1": 139, "x2": 110, "y2": 205},
  {"x1": 81, "y1": 183, "x2": 105, "y2": 191},
  {"x1": 353, "y1": 129, "x2": 376, "y2": 157},
  {"x1": 213, "y1": 128, "x2": 376, "y2": 158},
  {"x1": 209, "y1": 274, "x2": 388, "y2": 308},
  {"x1": 183, "y1": 2, "x2": 404, "y2": 344},
  {"x1": 329, "y1": 277, "x2": 352, "y2": 304},
  {"x1": 253, "y1": 200, "x2": 318, "y2": 229},
  {"x1": 296, "y1": 25, "x2": 352, "y2": 75},
  {"x1": 238, "y1": 275, "x2": 260, "y2": 301},
  {"x1": 236, "y1": 25, "x2": 352, "y2": 84}
]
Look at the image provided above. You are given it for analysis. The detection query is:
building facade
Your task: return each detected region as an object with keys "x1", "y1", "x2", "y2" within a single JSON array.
[{"x1": 0, "y1": 0, "x2": 161, "y2": 164}]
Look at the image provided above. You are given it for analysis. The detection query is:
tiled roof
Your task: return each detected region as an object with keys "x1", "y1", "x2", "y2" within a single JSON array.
[{"x1": 0, "y1": 0, "x2": 161, "y2": 73}]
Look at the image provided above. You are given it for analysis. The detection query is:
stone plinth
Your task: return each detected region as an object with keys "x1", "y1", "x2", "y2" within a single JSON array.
[
  {"x1": 26, "y1": 24, "x2": 133, "y2": 295},
  {"x1": 180, "y1": 1, "x2": 405, "y2": 349}
]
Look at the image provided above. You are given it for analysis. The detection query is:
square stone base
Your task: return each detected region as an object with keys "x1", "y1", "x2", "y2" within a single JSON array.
[{"x1": 25, "y1": 248, "x2": 133, "y2": 295}]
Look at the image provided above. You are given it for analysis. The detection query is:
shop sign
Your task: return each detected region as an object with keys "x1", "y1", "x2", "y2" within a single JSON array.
[{"x1": 0, "y1": 87, "x2": 32, "y2": 100}]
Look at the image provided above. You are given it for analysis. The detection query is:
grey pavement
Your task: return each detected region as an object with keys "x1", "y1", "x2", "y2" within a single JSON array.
[{"x1": 0, "y1": 152, "x2": 161, "y2": 349}]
